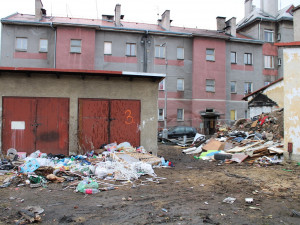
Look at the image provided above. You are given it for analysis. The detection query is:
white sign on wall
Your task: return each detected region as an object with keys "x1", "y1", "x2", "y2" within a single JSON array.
[{"x1": 11, "y1": 121, "x2": 25, "y2": 130}]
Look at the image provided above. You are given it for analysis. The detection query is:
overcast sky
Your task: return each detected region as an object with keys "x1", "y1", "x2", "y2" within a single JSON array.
[{"x1": 1, "y1": 0, "x2": 300, "y2": 29}]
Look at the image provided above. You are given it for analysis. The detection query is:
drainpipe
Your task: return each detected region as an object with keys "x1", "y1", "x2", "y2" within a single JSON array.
[
  {"x1": 50, "y1": 22, "x2": 56, "y2": 68},
  {"x1": 258, "y1": 18, "x2": 263, "y2": 40},
  {"x1": 142, "y1": 30, "x2": 149, "y2": 72}
]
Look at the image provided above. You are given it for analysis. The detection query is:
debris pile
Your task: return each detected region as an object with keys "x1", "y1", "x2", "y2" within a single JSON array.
[
  {"x1": 0, "y1": 142, "x2": 172, "y2": 199},
  {"x1": 182, "y1": 109, "x2": 286, "y2": 165},
  {"x1": 230, "y1": 109, "x2": 284, "y2": 140}
]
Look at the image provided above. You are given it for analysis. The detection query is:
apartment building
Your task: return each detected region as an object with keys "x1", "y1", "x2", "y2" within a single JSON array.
[{"x1": 0, "y1": 0, "x2": 295, "y2": 140}]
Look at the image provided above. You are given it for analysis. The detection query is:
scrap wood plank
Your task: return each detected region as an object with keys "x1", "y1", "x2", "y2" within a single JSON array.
[{"x1": 226, "y1": 141, "x2": 264, "y2": 153}]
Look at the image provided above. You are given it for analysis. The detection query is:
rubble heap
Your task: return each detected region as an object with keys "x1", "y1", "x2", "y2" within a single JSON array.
[{"x1": 182, "y1": 109, "x2": 286, "y2": 165}]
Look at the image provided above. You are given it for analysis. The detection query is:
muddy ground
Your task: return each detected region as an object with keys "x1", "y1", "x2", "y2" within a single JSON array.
[{"x1": 0, "y1": 143, "x2": 299, "y2": 225}]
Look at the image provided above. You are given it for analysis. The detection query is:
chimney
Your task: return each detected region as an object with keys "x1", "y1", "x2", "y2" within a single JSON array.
[
  {"x1": 158, "y1": 10, "x2": 171, "y2": 30},
  {"x1": 35, "y1": 0, "x2": 44, "y2": 21},
  {"x1": 294, "y1": 5, "x2": 300, "y2": 41},
  {"x1": 245, "y1": 0, "x2": 253, "y2": 17},
  {"x1": 261, "y1": 0, "x2": 278, "y2": 17},
  {"x1": 216, "y1": 17, "x2": 226, "y2": 31},
  {"x1": 115, "y1": 4, "x2": 121, "y2": 27},
  {"x1": 226, "y1": 17, "x2": 237, "y2": 37}
]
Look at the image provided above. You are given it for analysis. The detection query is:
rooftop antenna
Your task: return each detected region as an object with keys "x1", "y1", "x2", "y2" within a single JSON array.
[
  {"x1": 50, "y1": 0, "x2": 53, "y2": 16},
  {"x1": 280, "y1": 0, "x2": 281, "y2": 9},
  {"x1": 95, "y1": 0, "x2": 99, "y2": 19},
  {"x1": 66, "y1": 2, "x2": 68, "y2": 17}
]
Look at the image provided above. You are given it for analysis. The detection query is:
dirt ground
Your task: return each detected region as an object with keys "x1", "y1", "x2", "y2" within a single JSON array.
[{"x1": 0, "y1": 143, "x2": 299, "y2": 225}]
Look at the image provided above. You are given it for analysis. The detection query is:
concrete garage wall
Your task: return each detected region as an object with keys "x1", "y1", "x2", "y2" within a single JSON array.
[{"x1": 0, "y1": 73, "x2": 159, "y2": 154}]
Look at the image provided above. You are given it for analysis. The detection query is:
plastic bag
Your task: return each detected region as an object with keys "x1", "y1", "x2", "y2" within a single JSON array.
[
  {"x1": 76, "y1": 178, "x2": 99, "y2": 193},
  {"x1": 117, "y1": 142, "x2": 131, "y2": 150},
  {"x1": 105, "y1": 143, "x2": 117, "y2": 152}
]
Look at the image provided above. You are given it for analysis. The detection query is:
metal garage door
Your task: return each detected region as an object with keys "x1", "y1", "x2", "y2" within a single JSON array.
[
  {"x1": 78, "y1": 99, "x2": 140, "y2": 152},
  {"x1": 2, "y1": 97, "x2": 69, "y2": 155}
]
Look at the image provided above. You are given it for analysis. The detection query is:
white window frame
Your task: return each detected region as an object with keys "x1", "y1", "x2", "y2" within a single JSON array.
[
  {"x1": 177, "y1": 47, "x2": 184, "y2": 60},
  {"x1": 39, "y1": 39, "x2": 48, "y2": 52},
  {"x1": 206, "y1": 79, "x2": 215, "y2": 92},
  {"x1": 126, "y1": 43, "x2": 136, "y2": 56},
  {"x1": 231, "y1": 51, "x2": 237, "y2": 64},
  {"x1": 264, "y1": 55, "x2": 274, "y2": 69},
  {"x1": 155, "y1": 45, "x2": 165, "y2": 58},
  {"x1": 70, "y1": 39, "x2": 82, "y2": 53},
  {"x1": 244, "y1": 53, "x2": 252, "y2": 65},
  {"x1": 104, "y1": 41, "x2": 112, "y2": 55},
  {"x1": 158, "y1": 109, "x2": 164, "y2": 121},
  {"x1": 278, "y1": 58, "x2": 282, "y2": 66},
  {"x1": 206, "y1": 48, "x2": 215, "y2": 61},
  {"x1": 264, "y1": 30, "x2": 274, "y2": 43},
  {"x1": 230, "y1": 81, "x2": 236, "y2": 93},
  {"x1": 177, "y1": 109, "x2": 184, "y2": 121},
  {"x1": 15, "y1": 37, "x2": 28, "y2": 51},
  {"x1": 177, "y1": 79, "x2": 184, "y2": 91},
  {"x1": 244, "y1": 82, "x2": 253, "y2": 94},
  {"x1": 158, "y1": 79, "x2": 165, "y2": 90}
]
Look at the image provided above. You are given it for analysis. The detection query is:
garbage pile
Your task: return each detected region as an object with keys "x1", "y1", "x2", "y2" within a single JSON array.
[
  {"x1": 0, "y1": 142, "x2": 171, "y2": 195},
  {"x1": 183, "y1": 109, "x2": 286, "y2": 165}
]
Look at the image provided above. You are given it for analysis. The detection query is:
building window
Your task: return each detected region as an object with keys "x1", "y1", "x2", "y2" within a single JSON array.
[
  {"x1": 230, "y1": 110, "x2": 237, "y2": 121},
  {"x1": 155, "y1": 45, "x2": 165, "y2": 58},
  {"x1": 177, "y1": 79, "x2": 184, "y2": 91},
  {"x1": 177, "y1": 109, "x2": 184, "y2": 121},
  {"x1": 264, "y1": 30, "x2": 274, "y2": 43},
  {"x1": 264, "y1": 56, "x2": 274, "y2": 69},
  {"x1": 206, "y1": 49, "x2": 215, "y2": 61},
  {"x1": 231, "y1": 52, "x2": 237, "y2": 64},
  {"x1": 264, "y1": 81, "x2": 271, "y2": 86},
  {"x1": 177, "y1": 47, "x2": 184, "y2": 59},
  {"x1": 244, "y1": 53, "x2": 252, "y2": 65},
  {"x1": 158, "y1": 109, "x2": 164, "y2": 121},
  {"x1": 126, "y1": 43, "x2": 136, "y2": 56},
  {"x1": 159, "y1": 79, "x2": 165, "y2": 90},
  {"x1": 245, "y1": 110, "x2": 248, "y2": 119},
  {"x1": 230, "y1": 81, "x2": 236, "y2": 93},
  {"x1": 104, "y1": 41, "x2": 112, "y2": 55},
  {"x1": 39, "y1": 39, "x2": 48, "y2": 52},
  {"x1": 206, "y1": 79, "x2": 215, "y2": 92},
  {"x1": 278, "y1": 58, "x2": 282, "y2": 66},
  {"x1": 16, "y1": 37, "x2": 28, "y2": 51},
  {"x1": 244, "y1": 82, "x2": 253, "y2": 94},
  {"x1": 70, "y1": 39, "x2": 82, "y2": 53}
]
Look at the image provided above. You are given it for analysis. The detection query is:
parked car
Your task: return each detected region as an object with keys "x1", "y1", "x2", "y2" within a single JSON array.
[{"x1": 158, "y1": 126, "x2": 197, "y2": 140}]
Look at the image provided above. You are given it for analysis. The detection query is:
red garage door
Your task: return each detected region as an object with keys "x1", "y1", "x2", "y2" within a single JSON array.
[
  {"x1": 2, "y1": 97, "x2": 69, "y2": 155},
  {"x1": 78, "y1": 99, "x2": 140, "y2": 152}
]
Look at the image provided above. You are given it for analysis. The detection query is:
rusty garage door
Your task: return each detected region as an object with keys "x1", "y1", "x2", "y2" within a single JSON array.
[
  {"x1": 78, "y1": 99, "x2": 140, "y2": 152},
  {"x1": 2, "y1": 97, "x2": 69, "y2": 155}
]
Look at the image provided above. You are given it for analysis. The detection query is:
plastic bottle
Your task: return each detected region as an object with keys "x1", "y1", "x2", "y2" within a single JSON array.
[{"x1": 84, "y1": 189, "x2": 99, "y2": 194}]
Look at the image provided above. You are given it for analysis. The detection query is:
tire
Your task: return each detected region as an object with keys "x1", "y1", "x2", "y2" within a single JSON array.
[{"x1": 214, "y1": 153, "x2": 232, "y2": 160}]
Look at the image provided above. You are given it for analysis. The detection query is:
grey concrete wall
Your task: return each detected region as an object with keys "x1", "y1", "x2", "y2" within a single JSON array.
[
  {"x1": 95, "y1": 31, "x2": 143, "y2": 72},
  {"x1": 225, "y1": 41, "x2": 263, "y2": 121},
  {"x1": 0, "y1": 25, "x2": 55, "y2": 68},
  {"x1": 0, "y1": 73, "x2": 159, "y2": 154},
  {"x1": 278, "y1": 21, "x2": 294, "y2": 43},
  {"x1": 152, "y1": 36, "x2": 193, "y2": 99}
]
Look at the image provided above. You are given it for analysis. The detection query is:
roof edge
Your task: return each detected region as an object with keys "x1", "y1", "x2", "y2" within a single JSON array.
[{"x1": 242, "y1": 77, "x2": 284, "y2": 100}]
